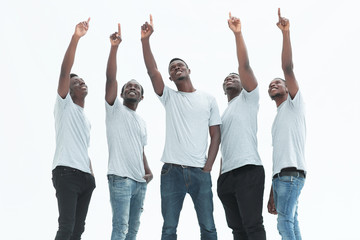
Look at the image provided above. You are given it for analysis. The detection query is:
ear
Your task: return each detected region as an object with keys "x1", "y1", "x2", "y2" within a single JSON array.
[
  {"x1": 169, "y1": 76, "x2": 173, "y2": 82},
  {"x1": 140, "y1": 95, "x2": 144, "y2": 101},
  {"x1": 188, "y1": 68, "x2": 191, "y2": 74},
  {"x1": 120, "y1": 92, "x2": 124, "y2": 99}
]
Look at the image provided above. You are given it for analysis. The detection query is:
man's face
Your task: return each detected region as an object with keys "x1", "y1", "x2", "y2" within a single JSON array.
[
  {"x1": 168, "y1": 60, "x2": 190, "y2": 81},
  {"x1": 268, "y1": 78, "x2": 287, "y2": 99},
  {"x1": 70, "y1": 76, "x2": 88, "y2": 97},
  {"x1": 223, "y1": 74, "x2": 242, "y2": 94},
  {"x1": 121, "y1": 80, "x2": 143, "y2": 103}
]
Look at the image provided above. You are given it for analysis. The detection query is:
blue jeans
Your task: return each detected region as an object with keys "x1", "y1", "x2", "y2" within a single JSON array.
[
  {"x1": 108, "y1": 175, "x2": 147, "y2": 240},
  {"x1": 272, "y1": 176, "x2": 305, "y2": 240},
  {"x1": 160, "y1": 163, "x2": 217, "y2": 240}
]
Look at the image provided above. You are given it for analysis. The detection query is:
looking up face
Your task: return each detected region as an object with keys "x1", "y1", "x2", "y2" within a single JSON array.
[
  {"x1": 268, "y1": 78, "x2": 287, "y2": 99},
  {"x1": 168, "y1": 60, "x2": 190, "y2": 81},
  {"x1": 121, "y1": 80, "x2": 143, "y2": 103},
  {"x1": 223, "y1": 73, "x2": 242, "y2": 94},
  {"x1": 70, "y1": 76, "x2": 88, "y2": 97}
]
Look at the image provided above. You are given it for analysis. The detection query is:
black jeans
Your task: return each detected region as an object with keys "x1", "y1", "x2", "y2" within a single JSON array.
[
  {"x1": 52, "y1": 166, "x2": 96, "y2": 240},
  {"x1": 217, "y1": 165, "x2": 266, "y2": 240}
]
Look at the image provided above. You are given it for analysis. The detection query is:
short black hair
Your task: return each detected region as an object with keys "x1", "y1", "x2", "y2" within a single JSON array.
[
  {"x1": 169, "y1": 58, "x2": 189, "y2": 69},
  {"x1": 121, "y1": 80, "x2": 144, "y2": 95},
  {"x1": 70, "y1": 73, "x2": 78, "y2": 78}
]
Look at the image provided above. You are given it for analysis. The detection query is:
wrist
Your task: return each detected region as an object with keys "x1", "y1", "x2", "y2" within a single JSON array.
[{"x1": 72, "y1": 34, "x2": 81, "y2": 41}]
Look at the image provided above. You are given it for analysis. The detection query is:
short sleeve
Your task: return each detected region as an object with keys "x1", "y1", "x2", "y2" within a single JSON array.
[
  {"x1": 209, "y1": 97, "x2": 222, "y2": 126},
  {"x1": 157, "y1": 85, "x2": 170, "y2": 107},
  {"x1": 241, "y1": 85, "x2": 259, "y2": 105}
]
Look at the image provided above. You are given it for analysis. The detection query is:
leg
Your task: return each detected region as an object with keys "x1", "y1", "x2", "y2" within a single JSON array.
[
  {"x1": 273, "y1": 176, "x2": 305, "y2": 240},
  {"x1": 189, "y1": 168, "x2": 217, "y2": 240},
  {"x1": 161, "y1": 164, "x2": 187, "y2": 240},
  {"x1": 70, "y1": 173, "x2": 95, "y2": 240},
  {"x1": 217, "y1": 172, "x2": 248, "y2": 240},
  {"x1": 126, "y1": 182, "x2": 147, "y2": 240},
  {"x1": 52, "y1": 167, "x2": 82, "y2": 240},
  {"x1": 108, "y1": 175, "x2": 134, "y2": 240},
  {"x1": 234, "y1": 166, "x2": 266, "y2": 240}
]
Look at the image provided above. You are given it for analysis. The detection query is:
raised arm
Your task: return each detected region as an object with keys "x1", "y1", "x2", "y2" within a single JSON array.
[
  {"x1": 58, "y1": 18, "x2": 90, "y2": 98},
  {"x1": 203, "y1": 125, "x2": 221, "y2": 172},
  {"x1": 228, "y1": 13, "x2": 257, "y2": 92},
  {"x1": 141, "y1": 15, "x2": 164, "y2": 96},
  {"x1": 106, "y1": 23, "x2": 122, "y2": 105},
  {"x1": 277, "y1": 8, "x2": 299, "y2": 98}
]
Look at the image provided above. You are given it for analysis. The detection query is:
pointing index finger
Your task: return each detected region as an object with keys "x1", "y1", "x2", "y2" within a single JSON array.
[
  {"x1": 278, "y1": 8, "x2": 281, "y2": 19},
  {"x1": 229, "y1": 12, "x2": 232, "y2": 19},
  {"x1": 150, "y1": 14, "x2": 153, "y2": 26},
  {"x1": 118, "y1": 23, "x2": 121, "y2": 35},
  {"x1": 87, "y1": 17, "x2": 91, "y2": 23}
]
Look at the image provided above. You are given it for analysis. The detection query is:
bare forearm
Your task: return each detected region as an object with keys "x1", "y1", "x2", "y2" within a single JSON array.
[
  {"x1": 141, "y1": 39, "x2": 159, "y2": 77},
  {"x1": 281, "y1": 30, "x2": 293, "y2": 74},
  {"x1": 106, "y1": 45, "x2": 119, "y2": 83},
  {"x1": 234, "y1": 32, "x2": 257, "y2": 91},
  {"x1": 60, "y1": 35, "x2": 80, "y2": 78},
  {"x1": 204, "y1": 126, "x2": 221, "y2": 171},
  {"x1": 204, "y1": 137, "x2": 220, "y2": 171},
  {"x1": 143, "y1": 154, "x2": 152, "y2": 175},
  {"x1": 141, "y1": 38, "x2": 164, "y2": 95}
]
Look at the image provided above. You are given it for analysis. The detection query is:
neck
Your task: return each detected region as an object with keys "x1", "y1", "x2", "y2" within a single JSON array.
[
  {"x1": 71, "y1": 95, "x2": 85, "y2": 108},
  {"x1": 123, "y1": 101, "x2": 138, "y2": 111},
  {"x1": 274, "y1": 94, "x2": 288, "y2": 107},
  {"x1": 226, "y1": 88, "x2": 241, "y2": 102},
  {"x1": 175, "y1": 78, "x2": 196, "y2": 92}
]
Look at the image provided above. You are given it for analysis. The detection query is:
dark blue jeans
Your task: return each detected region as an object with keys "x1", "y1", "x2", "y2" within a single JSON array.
[
  {"x1": 160, "y1": 163, "x2": 217, "y2": 240},
  {"x1": 217, "y1": 165, "x2": 266, "y2": 240},
  {"x1": 52, "y1": 166, "x2": 96, "y2": 240}
]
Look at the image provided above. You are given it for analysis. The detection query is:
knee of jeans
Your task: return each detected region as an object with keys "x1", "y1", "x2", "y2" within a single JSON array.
[{"x1": 113, "y1": 223, "x2": 129, "y2": 236}]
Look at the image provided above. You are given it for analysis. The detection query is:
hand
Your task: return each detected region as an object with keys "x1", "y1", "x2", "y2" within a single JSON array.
[
  {"x1": 202, "y1": 166, "x2": 212, "y2": 173},
  {"x1": 75, "y1": 18, "x2": 90, "y2": 38},
  {"x1": 228, "y1": 12, "x2": 241, "y2": 34},
  {"x1": 143, "y1": 173, "x2": 153, "y2": 183},
  {"x1": 141, "y1": 14, "x2": 154, "y2": 40},
  {"x1": 110, "y1": 23, "x2": 122, "y2": 46},
  {"x1": 276, "y1": 8, "x2": 290, "y2": 31},
  {"x1": 267, "y1": 193, "x2": 278, "y2": 215}
]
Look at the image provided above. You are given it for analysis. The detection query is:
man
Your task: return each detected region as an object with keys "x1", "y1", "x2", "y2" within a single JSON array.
[
  {"x1": 267, "y1": 9, "x2": 307, "y2": 240},
  {"x1": 105, "y1": 24, "x2": 153, "y2": 240},
  {"x1": 141, "y1": 15, "x2": 221, "y2": 240},
  {"x1": 52, "y1": 18, "x2": 96, "y2": 240},
  {"x1": 217, "y1": 13, "x2": 266, "y2": 240}
]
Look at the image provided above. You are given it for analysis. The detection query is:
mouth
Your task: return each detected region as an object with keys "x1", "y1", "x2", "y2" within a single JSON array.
[
  {"x1": 175, "y1": 70, "x2": 182, "y2": 76},
  {"x1": 127, "y1": 91, "x2": 137, "y2": 97}
]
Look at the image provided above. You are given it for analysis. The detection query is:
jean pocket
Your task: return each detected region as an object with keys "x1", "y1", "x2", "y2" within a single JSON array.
[
  {"x1": 278, "y1": 175, "x2": 293, "y2": 183},
  {"x1": 161, "y1": 163, "x2": 171, "y2": 176}
]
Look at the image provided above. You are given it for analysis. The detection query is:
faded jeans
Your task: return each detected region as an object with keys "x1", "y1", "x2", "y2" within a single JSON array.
[
  {"x1": 272, "y1": 175, "x2": 305, "y2": 240},
  {"x1": 108, "y1": 175, "x2": 147, "y2": 240}
]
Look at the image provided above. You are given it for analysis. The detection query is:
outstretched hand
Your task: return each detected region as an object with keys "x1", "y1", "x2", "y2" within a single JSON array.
[
  {"x1": 276, "y1": 8, "x2": 290, "y2": 31},
  {"x1": 75, "y1": 18, "x2": 90, "y2": 38},
  {"x1": 141, "y1": 14, "x2": 154, "y2": 40},
  {"x1": 110, "y1": 23, "x2": 122, "y2": 46},
  {"x1": 228, "y1": 12, "x2": 241, "y2": 34}
]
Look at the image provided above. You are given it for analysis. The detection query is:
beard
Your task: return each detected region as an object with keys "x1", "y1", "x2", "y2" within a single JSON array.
[
  {"x1": 124, "y1": 97, "x2": 138, "y2": 103},
  {"x1": 270, "y1": 92, "x2": 283, "y2": 100}
]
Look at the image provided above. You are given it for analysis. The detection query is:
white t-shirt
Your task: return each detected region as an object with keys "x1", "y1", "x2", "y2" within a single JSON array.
[
  {"x1": 53, "y1": 93, "x2": 91, "y2": 173},
  {"x1": 272, "y1": 91, "x2": 307, "y2": 176},
  {"x1": 106, "y1": 98, "x2": 147, "y2": 182},
  {"x1": 158, "y1": 86, "x2": 221, "y2": 167},
  {"x1": 220, "y1": 86, "x2": 262, "y2": 174}
]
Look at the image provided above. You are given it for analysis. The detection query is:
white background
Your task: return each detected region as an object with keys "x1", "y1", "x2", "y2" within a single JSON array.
[{"x1": 1, "y1": 0, "x2": 359, "y2": 239}]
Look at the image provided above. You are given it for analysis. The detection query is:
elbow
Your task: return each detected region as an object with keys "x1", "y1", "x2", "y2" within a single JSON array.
[{"x1": 282, "y1": 63, "x2": 294, "y2": 75}]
